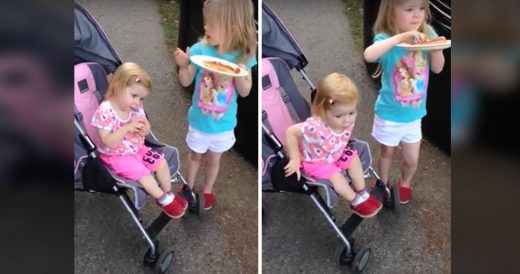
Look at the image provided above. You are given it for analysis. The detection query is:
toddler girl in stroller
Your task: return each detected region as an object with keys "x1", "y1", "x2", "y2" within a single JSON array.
[
  {"x1": 91, "y1": 62, "x2": 188, "y2": 219},
  {"x1": 284, "y1": 73, "x2": 382, "y2": 218}
]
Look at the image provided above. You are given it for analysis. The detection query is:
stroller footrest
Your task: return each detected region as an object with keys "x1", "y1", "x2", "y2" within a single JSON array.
[
  {"x1": 146, "y1": 212, "x2": 171, "y2": 240},
  {"x1": 340, "y1": 214, "x2": 363, "y2": 238}
]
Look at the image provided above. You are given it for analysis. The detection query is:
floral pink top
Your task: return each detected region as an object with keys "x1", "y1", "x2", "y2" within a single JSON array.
[
  {"x1": 91, "y1": 101, "x2": 145, "y2": 156},
  {"x1": 300, "y1": 116, "x2": 354, "y2": 164}
]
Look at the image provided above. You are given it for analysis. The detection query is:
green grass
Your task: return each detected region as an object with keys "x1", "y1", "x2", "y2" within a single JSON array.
[
  {"x1": 342, "y1": 0, "x2": 364, "y2": 50},
  {"x1": 155, "y1": 0, "x2": 180, "y2": 54}
]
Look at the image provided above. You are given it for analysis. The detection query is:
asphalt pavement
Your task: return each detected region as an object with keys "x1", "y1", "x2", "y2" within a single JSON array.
[
  {"x1": 74, "y1": 1, "x2": 258, "y2": 273},
  {"x1": 262, "y1": 0, "x2": 451, "y2": 273}
]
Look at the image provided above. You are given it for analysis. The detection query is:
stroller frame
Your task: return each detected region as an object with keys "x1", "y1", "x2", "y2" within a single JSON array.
[
  {"x1": 263, "y1": 123, "x2": 400, "y2": 271},
  {"x1": 74, "y1": 3, "x2": 206, "y2": 272},
  {"x1": 75, "y1": 114, "x2": 204, "y2": 273}
]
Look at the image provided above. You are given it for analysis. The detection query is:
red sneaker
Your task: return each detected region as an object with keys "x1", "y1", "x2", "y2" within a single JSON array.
[
  {"x1": 351, "y1": 197, "x2": 381, "y2": 218},
  {"x1": 157, "y1": 197, "x2": 186, "y2": 219},
  {"x1": 398, "y1": 181, "x2": 412, "y2": 204},
  {"x1": 201, "y1": 192, "x2": 216, "y2": 210},
  {"x1": 173, "y1": 195, "x2": 188, "y2": 210},
  {"x1": 367, "y1": 194, "x2": 383, "y2": 210}
]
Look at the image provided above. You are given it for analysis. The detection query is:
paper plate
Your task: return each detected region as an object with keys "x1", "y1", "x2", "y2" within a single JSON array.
[
  {"x1": 397, "y1": 40, "x2": 451, "y2": 51},
  {"x1": 190, "y1": 55, "x2": 248, "y2": 77}
]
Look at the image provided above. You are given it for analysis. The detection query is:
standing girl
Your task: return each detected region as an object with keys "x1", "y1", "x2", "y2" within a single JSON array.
[
  {"x1": 284, "y1": 73, "x2": 382, "y2": 218},
  {"x1": 173, "y1": 0, "x2": 257, "y2": 210},
  {"x1": 92, "y1": 62, "x2": 187, "y2": 218},
  {"x1": 363, "y1": 0, "x2": 446, "y2": 204}
]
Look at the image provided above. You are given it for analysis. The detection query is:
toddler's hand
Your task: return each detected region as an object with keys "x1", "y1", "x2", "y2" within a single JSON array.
[
  {"x1": 174, "y1": 47, "x2": 190, "y2": 68},
  {"x1": 399, "y1": 30, "x2": 427, "y2": 44},
  {"x1": 136, "y1": 121, "x2": 145, "y2": 131},
  {"x1": 125, "y1": 121, "x2": 142, "y2": 133},
  {"x1": 234, "y1": 63, "x2": 247, "y2": 76},
  {"x1": 284, "y1": 159, "x2": 301, "y2": 181}
]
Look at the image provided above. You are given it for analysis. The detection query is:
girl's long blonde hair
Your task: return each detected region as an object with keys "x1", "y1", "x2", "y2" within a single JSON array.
[
  {"x1": 373, "y1": 0, "x2": 432, "y2": 36},
  {"x1": 312, "y1": 73, "x2": 359, "y2": 121},
  {"x1": 105, "y1": 62, "x2": 151, "y2": 99},
  {"x1": 202, "y1": 0, "x2": 257, "y2": 63}
]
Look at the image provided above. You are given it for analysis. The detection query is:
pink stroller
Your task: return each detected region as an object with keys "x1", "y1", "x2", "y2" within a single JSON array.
[
  {"x1": 73, "y1": 3, "x2": 203, "y2": 273},
  {"x1": 261, "y1": 3, "x2": 399, "y2": 272}
]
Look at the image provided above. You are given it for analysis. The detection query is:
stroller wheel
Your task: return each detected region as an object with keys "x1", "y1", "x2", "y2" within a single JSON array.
[
  {"x1": 352, "y1": 246, "x2": 371, "y2": 273},
  {"x1": 155, "y1": 249, "x2": 174, "y2": 274},
  {"x1": 140, "y1": 240, "x2": 160, "y2": 266},
  {"x1": 338, "y1": 237, "x2": 355, "y2": 266},
  {"x1": 187, "y1": 192, "x2": 205, "y2": 216}
]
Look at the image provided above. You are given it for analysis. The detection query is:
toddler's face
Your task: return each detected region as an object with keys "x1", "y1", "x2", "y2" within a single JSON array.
[
  {"x1": 204, "y1": 18, "x2": 223, "y2": 47},
  {"x1": 325, "y1": 102, "x2": 357, "y2": 133},
  {"x1": 395, "y1": 0, "x2": 426, "y2": 32},
  {"x1": 117, "y1": 83, "x2": 149, "y2": 111}
]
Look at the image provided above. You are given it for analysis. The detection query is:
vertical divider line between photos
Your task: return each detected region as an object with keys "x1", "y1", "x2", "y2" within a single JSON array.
[{"x1": 256, "y1": 0, "x2": 263, "y2": 272}]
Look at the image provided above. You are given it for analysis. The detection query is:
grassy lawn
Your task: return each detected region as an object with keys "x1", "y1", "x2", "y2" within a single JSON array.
[
  {"x1": 342, "y1": 0, "x2": 364, "y2": 50},
  {"x1": 156, "y1": 0, "x2": 180, "y2": 54}
]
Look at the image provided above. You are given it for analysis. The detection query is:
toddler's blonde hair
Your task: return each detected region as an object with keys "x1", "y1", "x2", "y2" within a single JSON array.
[
  {"x1": 105, "y1": 62, "x2": 151, "y2": 99},
  {"x1": 202, "y1": 0, "x2": 257, "y2": 63},
  {"x1": 373, "y1": 0, "x2": 432, "y2": 36},
  {"x1": 311, "y1": 73, "x2": 359, "y2": 121}
]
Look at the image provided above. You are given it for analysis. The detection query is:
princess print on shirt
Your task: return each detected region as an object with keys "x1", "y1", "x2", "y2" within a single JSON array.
[
  {"x1": 196, "y1": 70, "x2": 234, "y2": 121},
  {"x1": 392, "y1": 51, "x2": 428, "y2": 108}
]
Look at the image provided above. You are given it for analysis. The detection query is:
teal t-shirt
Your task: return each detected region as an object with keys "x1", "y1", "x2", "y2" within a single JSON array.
[
  {"x1": 188, "y1": 42, "x2": 257, "y2": 133},
  {"x1": 372, "y1": 26, "x2": 438, "y2": 122}
]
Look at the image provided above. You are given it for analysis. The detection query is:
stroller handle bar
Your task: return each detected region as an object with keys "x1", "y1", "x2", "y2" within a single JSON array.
[
  {"x1": 262, "y1": 123, "x2": 285, "y2": 159},
  {"x1": 74, "y1": 117, "x2": 97, "y2": 158}
]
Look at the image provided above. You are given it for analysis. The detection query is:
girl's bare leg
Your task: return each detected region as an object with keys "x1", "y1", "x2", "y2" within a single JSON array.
[
  {"x1": 201, "y1": 151, "x2": 223, "y2": 193},
  {"x1": 155, "y1": 158, "x2": 172, "y2": 193},
  {"x1": 329, "y1": 172, "x2": 356, "y2": 202},
  {"x1": 378, "y1": 144, "x2": 395, "y2": 184},
  {"x1": 185, "y1": 150, "x2": 204, "y2": 189},
  {"x1": 399, "y1": 141, "x2": 421, "y2": 187},
  {"x1": 346, "y1": 155, "x2": 366, "y2": 192},
  {"x1": 138, "y1": 174, "x2": 164, "y2": 199}
]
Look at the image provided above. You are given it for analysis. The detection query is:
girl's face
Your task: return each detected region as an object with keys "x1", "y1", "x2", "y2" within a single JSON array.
[
  {"x1": 395, "y1": 0, "x2": 426, "y2": 32},
  {"x1": 204, "y1": 75, "x2": 213, "y2": 86},
  {"x1": 204, "y1": 18, "x2": 223, "y2": 47},
  {"x1": 115, "y1": 83, "x2": 149, "y2": 112},
  {"x1": 399, "y1": 67, "x2": 409, "y2": 78},
  {"x1": 325, "y1": 102, "x2": 357, "y2": 132}
]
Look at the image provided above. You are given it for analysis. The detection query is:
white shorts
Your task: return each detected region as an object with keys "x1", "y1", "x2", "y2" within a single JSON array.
[
  {"x1": 186, "y1": 126, "x2": 236, "y2": 153},
  {"x1": 371, "y1": 115, "x2": 422, "y2": 147}
]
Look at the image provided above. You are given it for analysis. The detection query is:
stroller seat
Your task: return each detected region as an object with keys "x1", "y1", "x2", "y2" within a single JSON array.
[
  {"x1": 104, "y1": 140, "x2": 181, "y2": 209},
  {"x1": 301, "y1": 138, "x2": 375, "y2": 209}
]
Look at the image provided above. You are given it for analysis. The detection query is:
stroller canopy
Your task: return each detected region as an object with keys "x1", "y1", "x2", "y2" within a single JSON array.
[
  {"x1": 262, "y1": 3, "x2": 308, "y2": 70},
  {"x1": 74, "y1": 2, "x2": 122, "y2": 73}
]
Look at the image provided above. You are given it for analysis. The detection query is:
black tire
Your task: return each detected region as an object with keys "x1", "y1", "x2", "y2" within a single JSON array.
[
  {"x1": 391, "y1": 185, "x2": 400, "y2": 213},
  {"x1": 197, "y1": 192, "x2": 205, "y2": 216},
  {"x1": 155, "y1": 249, "x2": 174, "y2": 274},
  {"x1": 140, "y1": 240, "x2": 159, "y2": 267},
  {"x1": 352, "y1": 246, "x2": 371, "y2": 273}
]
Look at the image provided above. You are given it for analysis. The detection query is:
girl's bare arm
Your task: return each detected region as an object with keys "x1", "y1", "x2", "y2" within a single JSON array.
[{"x1": 234, "y1": 65, "x2": 253, "y2": 97}]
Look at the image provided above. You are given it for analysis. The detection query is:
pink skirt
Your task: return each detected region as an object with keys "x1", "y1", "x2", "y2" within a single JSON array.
[
  {"x1": 301, "y1": 146, "x2": 357, "y2": 180},
  {"x1": 100, "y1": 146, "x2": 164, "y2": 181}
]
